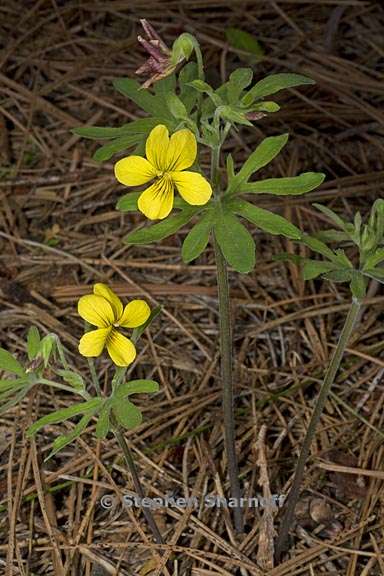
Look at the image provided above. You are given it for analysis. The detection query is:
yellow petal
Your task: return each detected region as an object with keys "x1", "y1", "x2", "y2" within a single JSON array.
[
  {"x1": 93, "y1": 284, "x2": 123, "y2": 320},
  {"x1": 171, "y1": 171, "x2": 212, "y2": 205},
  {"x1": 114, "y1": 156, "x2": 156, "y2": 186},
  {"x1": 79, "y1": 328, "x2": 110, "y2": 357},
  {"x1": 119, "y1": 300, "x2": 151, "y2": 328},
  {"x1": 166, "y1": 129, "x2": 197, "y2": 171},
  {"x1": 137, "y1": 176, "x2": 174, "y2": 220},
  {"x1": 106, "y1": 330, "x2": 136, "y2": 367},
  {"x1": 145, "y1": 125, "x2": 169, "y2": 171},
  {"x1": 78, "y1": 294, "x2": 115, "y2": 327}
]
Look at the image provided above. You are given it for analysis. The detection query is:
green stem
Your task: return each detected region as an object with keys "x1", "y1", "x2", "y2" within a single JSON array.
[
  {"x1": 113, "y1": 425, "x2": 165, "y2": 546},
  {"x1": 213, "y1": 236, "x2": 244, "y2": 533},
  {"x1": 210, "y1": 139, "x2": 243, "y2": 533},
  {"x1": 275, "y1": 298, "x2": 361, "y2": 560}
]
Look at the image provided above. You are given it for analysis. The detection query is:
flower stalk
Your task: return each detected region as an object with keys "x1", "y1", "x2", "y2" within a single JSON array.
[{"x1": 275, "y1": 297, "x2": 361, "y2": 560}]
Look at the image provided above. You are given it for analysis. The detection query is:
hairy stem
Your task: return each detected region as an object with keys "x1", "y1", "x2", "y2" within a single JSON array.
[
  {"x1": 275, "y1": 298, "x2": 361, "y2": 560},
  {"x1": 113, "y1": 425, "x2": 165, "y2": 546},
  {"x1": 210, "y1": 138, "x2": 243, "y2": 533},
  {"x1": 213, "y1": 237, "x2": 244, "y2": 533}
]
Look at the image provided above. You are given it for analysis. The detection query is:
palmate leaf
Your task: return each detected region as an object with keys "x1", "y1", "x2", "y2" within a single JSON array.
[
  {"x1": 178, "y1": 62, "x2": 199, "y2": 113},
  {"x1": 47, "y1": 414, "x2": 93, "y2": 460},
  {"x1": 227, "y1": 198, "x2": 301, "y2": 239},
  {"x1": 301, "y1": 234, "x2": 338, "y2": 261},
  {"x1": 242, "y1": 73, "x2": 315, "y2": 106},
  {"x1": 95, "y1": 403, "x2": 112, "y2": 439},
  {"x1": 239, "y1": 172, "x2": 325, "y2": 196},
  {"x1": 72, "y1": 125, "x2": 136, "y2": 141},
  {"x1": 56, "y1": 369, "x2": 84, "y2": 391},
  {"x1": 93, "y1": 134, "x2": 143, "y2": 162},
  {"x1": 227, "y1": 134, "x2": 289, "y2": 194},
  {"x1": 214, "y1": 210, "x2": 255, "y2": 273},
  {"x1": 74, "y1": 117, "x2": 172, "y2": 163},
  {"x1": 123, "y1": 207, "x2": 203, "y2": 245},
  {"x1": 115, "y1": 380, "x2": 159, "y2": 398},
  {"x1": 182, "y1": 209, "x2": 215, "y2": 263},
  {"x1": 26, "y1": 398, "x2": 102, "y2": 437},
  {"x1": 113, "y1": 78, "x2": 174, "y2": 120},
  {"x1": 302, "y1": 260, "x2": 336, "y2": 280},
  {"x1": 166, "y1": 93, "x2": 188, "y2": 120},
  {"x1": 315, "y1": 229, "x2": 350, "y2": 243},
  {"x1": 322, "y1": 269, "x2": 353, "y2": 282},
  {"x1": 227, "y1": 68, "x2": 254, "y2": 103},
  {"x1": 112, "y1": 399, "x2": 143, "y2": 430},
  {"x1": 219, "y1": 106, "x2": 253, "y2": 126}
]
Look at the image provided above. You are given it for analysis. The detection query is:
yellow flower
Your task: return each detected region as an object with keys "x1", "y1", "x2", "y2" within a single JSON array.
[
  {"x1": 114, "y1": 124, "x2": 212, "y2": 220},
  {"x1": 78, "y1": 284, "x2": 150, "y2": 367}
]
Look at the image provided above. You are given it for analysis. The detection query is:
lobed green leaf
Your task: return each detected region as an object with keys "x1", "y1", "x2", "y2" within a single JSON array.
[
  {"x1": 182, "y1": 209, "x2": 215, "y2": 263},
  {"x1": 93, "y1": 134, "x2": 143, "y2": 162},
  {"x1": 227, "y1": 68, "x2": 254, "y2": 103},
  {"x1": 228, "y1": 199, "x2": 301, "y2": 239},
  {"x1": 112, "y1": 399, "x2": 142, "y2": 430},
  {"x1": 242, "y1": 73, "x2": 314, "y2": 106},
  {"x1": 113, "y1": 78, "x2": 172, "y2": 119},
  {"x1": 239, "y1": 172, "x2": 325, "y2": 196},
  {"x1": 227, "y1": 133, "x2": 289, "y2": 194},
  {"x1": 47, "y1": 414, "x2": 93, "y2": 460},
  {"x1": 27, "y1": 398, "x2": 102, "y2": 437},
  {"x1": 179, "y1": 62, "x2": 199, "y2": 113},
  {"x1": 115, "y1": 379, "x2": 159, "y2": 399},
  {"x1": 301, "y1": 234, "x2": 338, "y2": 261},
  {"x1": 302, "y1": 260, "x2": 336, "y2": 281},
  {"x1": 95, "y1": 403, "x2": 112, "y2": 439},
  {"x1": 56, "y1": 369, "x2": 84, "y2": 391},
  {"x1": 214, "y1": 210, "x2": 256, "y2": 273}
]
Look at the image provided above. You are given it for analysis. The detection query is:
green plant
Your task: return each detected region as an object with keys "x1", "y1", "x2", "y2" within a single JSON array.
[
  {"x1": 0, "y1": 285, "x2": 165, "y2": 547},
  {"x1": 275, "y1": 199, "x2": 384, "y2": 559},
  {"x1": 73, "y1": 20, "x2": 325, "y2": 533}
]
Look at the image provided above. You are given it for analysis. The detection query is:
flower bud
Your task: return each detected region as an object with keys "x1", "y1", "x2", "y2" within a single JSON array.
[{"x1": 171, "y1": 33, "x2": 195, "y2": 65}]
